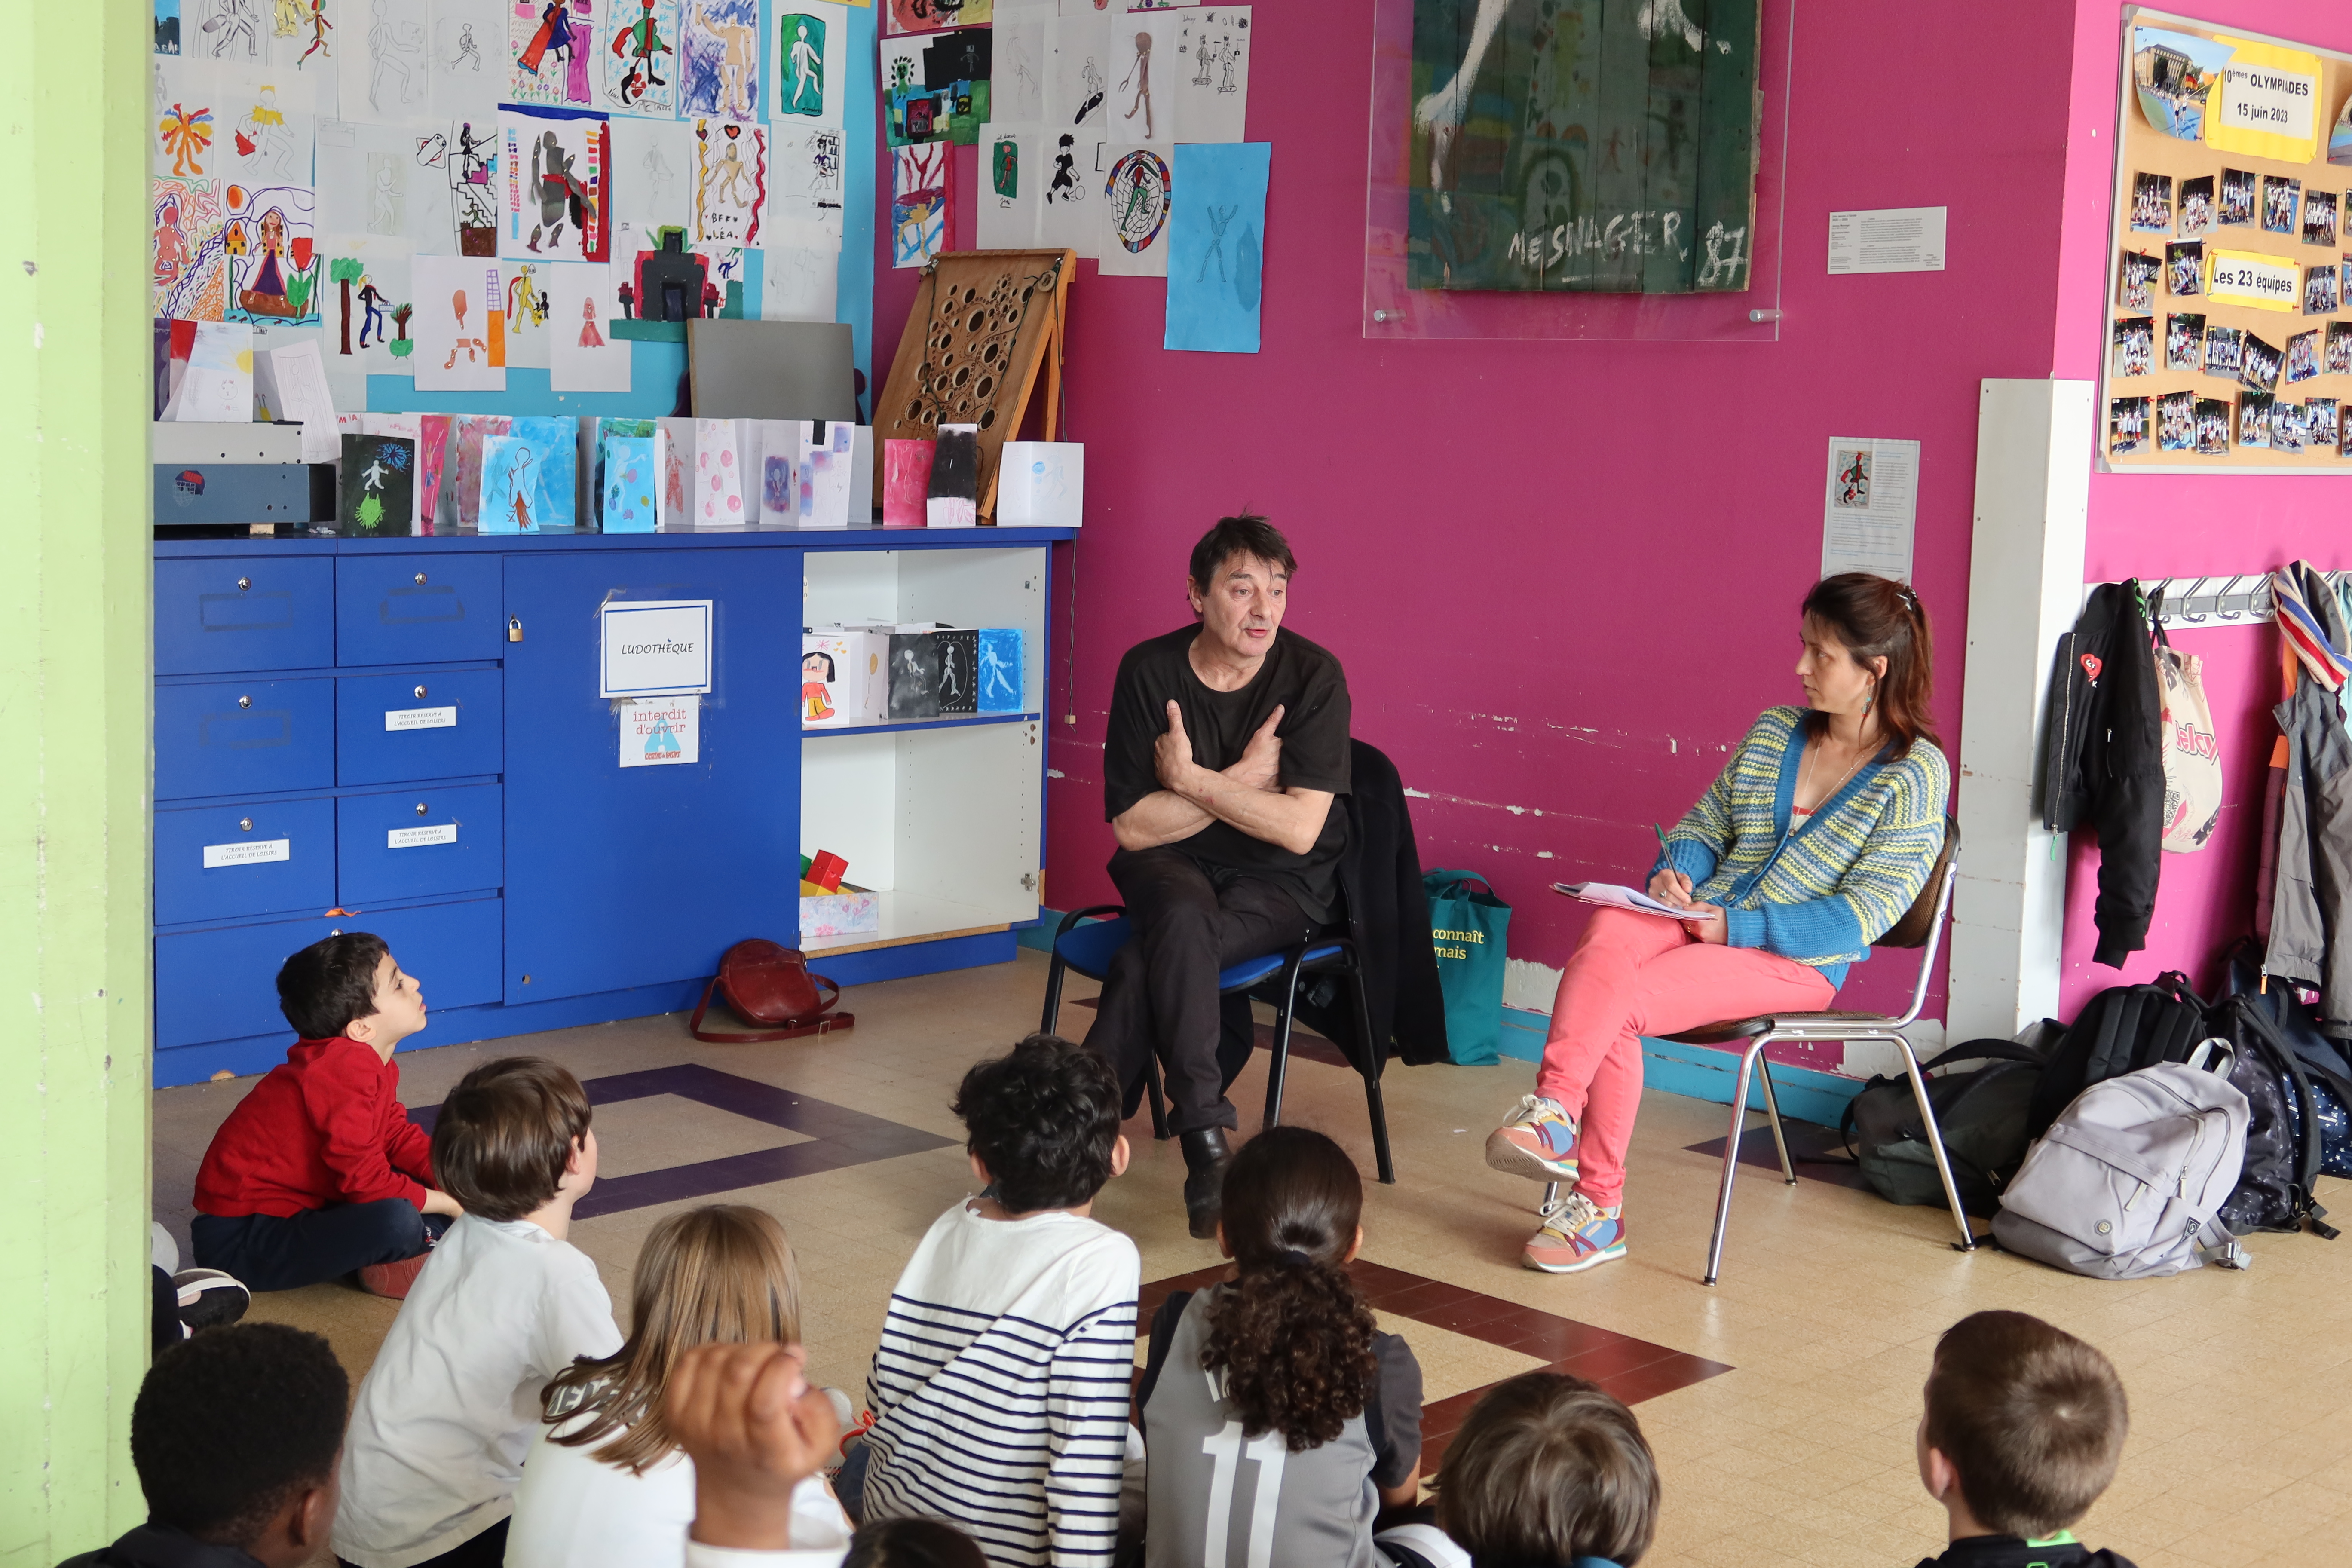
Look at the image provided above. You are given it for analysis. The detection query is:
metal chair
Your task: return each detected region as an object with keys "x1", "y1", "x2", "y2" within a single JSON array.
[
  {"x1": 1537, "y1": 818, "x2": 1972, "y2": 1284},
  {"x1": 1039, "y1": 904, "x2": 1396, "y2": 1184}
]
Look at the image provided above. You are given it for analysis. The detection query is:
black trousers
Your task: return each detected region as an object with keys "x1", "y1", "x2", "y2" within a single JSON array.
[
  {"x1": 191, "y1": 1199, "x2": 447, "y2": 1293},
  {"x1": 1084, "y1": 847, "x2": 1315, "y2": 1136}
]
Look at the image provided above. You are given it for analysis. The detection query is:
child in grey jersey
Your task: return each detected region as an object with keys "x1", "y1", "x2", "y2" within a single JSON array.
[{"x1": 1136, "y1": 1127, "x2": 1426, "y2": 1568}]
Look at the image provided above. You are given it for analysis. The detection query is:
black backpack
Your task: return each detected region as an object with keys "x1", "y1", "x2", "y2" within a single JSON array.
[
  {"x1": 1838, "y1": 1039, "x2": 2048, "y2": 1216},
  {"x1": 2022, "y1": 971, "x2": 2210, "y2": 1139},
  {"x1": 2206, "y1": 992, "x2": 2337, "y2": 1238}
]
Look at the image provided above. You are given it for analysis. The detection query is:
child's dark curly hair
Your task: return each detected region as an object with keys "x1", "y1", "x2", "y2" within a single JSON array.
[
  {"x1": 951, "y1": 1034, "x2": 1122, "y2": 1213},
  {"x1": 1200, "y1": 1126, "x2": 1378, "y2": 1449}
]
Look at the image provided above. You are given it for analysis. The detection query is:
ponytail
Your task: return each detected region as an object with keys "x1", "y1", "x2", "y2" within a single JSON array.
[
  {"x1": 1800, "y1": 573, "x2": 1939, "y2": 759},
  {"x1": 1199, "y1": 1128, "x2": 1378, "y2": 1449}
]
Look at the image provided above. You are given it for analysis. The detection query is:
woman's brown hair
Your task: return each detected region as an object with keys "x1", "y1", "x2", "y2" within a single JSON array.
[
  {"x1": 1435, "y1": 1372, "x2": 1660, "y2": 1567},
  {"x1": 1801, "y1": 572, "x2": 1939, "y2": 761},
  {"x1": 1199, "y1": 1126, "x2": 1378, "y2": 1449},
  {"x1": 540, "y1": 1204, "x2": 801, "y2": 1473}
]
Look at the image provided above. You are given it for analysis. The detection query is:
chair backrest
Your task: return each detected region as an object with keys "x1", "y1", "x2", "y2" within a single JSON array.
[{"x1": 1875, "y1": 815, "x2": 1960, "y2": 950}]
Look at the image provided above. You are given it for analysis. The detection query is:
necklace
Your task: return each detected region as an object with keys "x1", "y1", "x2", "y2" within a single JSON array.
[{"x1": 1794, "y1": 732, "x2": 1873, "y2": 825}]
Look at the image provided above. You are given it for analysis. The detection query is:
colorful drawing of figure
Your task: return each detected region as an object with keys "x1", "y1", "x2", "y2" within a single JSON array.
[
  {"x1": 693, "y1": 0, "x2": 757, "y2": 120},
  {"x1": 706, "y1": 136, "x2": 753, "y2": 210},
  {"x1": 579, "y1": 294, "x2": 604, "y2": 347},
  {"x1": 357, "y1": 274, "x2": 385, "y2": 345},
  {"x1": 781, "y1": 15, "x2": 822, "y2": 115},
  {"x1": 527, "y1": 130, "x2": 592, "y2": 254},
  {"x1": 611, "y1": 0, "x2": 670, "y2": 102},
  {"x1": 270, "y1": 0, "x2": 301, "y2": 36},
  {"x1": 297, "y1": 0, "x2": 332, "y2": 65},
  {"x1": 505, "y1": 444, "x2": 537, "y2": 529},
  {"x1": 154, "y1": 197, "x2": 192, "y2": 288},
  {"x1": 160, "y1": 101, "x2": 214, "y2": 176},
  {"x1": 444, "y1": 287, "x2": 487, "y2": 366},
  {"x1": 1119, "y1": 31, "x2": 1153, "y2": 138},
  {"x1": 979, "y1": 641, "x2": 1014, "y2": 704},
  {"x1": 519, "y1": 0, "x2": 575, "y2": 77},
  {"x1": 236, "y1": 206, "x2": 297, "y2": 317},
  {"x1": 506, "y1": 262, "x2": 548, "y2": 325},
  {"x1": 992, "y1": 135, "x2": 1017, "y2": 199},
  {"x1": 801, "y1": 652, "x2": 836, "y2": 722},
  {"x1": 239, "y1": 85, "x2": 301, "y2": 178}
]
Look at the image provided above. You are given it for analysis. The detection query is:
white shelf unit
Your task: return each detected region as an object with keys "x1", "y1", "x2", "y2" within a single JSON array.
[{"x1": 800, "y1": 547, "x2": 1048, "y2": 955}]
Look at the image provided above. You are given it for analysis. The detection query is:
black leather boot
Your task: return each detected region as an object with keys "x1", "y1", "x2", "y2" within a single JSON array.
[{"x1": 1180, "y1": 1127, "x2": 1232, "y2": 1241}]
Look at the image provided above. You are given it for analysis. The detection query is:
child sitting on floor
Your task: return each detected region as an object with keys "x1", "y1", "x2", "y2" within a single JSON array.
[
  {"x1": 58, "y1": 1323, "x2": 349, "y2": 1568},
  {"x1": 1911, "y1": 1311, "x2": 2137, "y2": 1568},
  {"x1": 852, "y1": 1034, "x2": 1140, "y2": 1568},
  {"x1": 190, "y1": 933, "x2": 460, "y2": 1297},
  {"x1": 1136, "y1": 1125, "x2": 1426, "y2": 1568},
  {"x1": 333, "y1": 1056, "x2": 620, "y2": 1568},
  {"x1": 506, "y1": 1204, "x2": 854, "y2": 1568}
]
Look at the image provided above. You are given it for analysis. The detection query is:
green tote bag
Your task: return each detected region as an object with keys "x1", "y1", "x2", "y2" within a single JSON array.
[{"x1": 1424, "y1": 869, "x2": 1512, "y2": 1066}]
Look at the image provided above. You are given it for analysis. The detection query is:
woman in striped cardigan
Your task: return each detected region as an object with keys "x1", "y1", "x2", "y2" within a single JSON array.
[{"x1": 1486, "y1": 575, "x2": 1951, "y2": 1274}]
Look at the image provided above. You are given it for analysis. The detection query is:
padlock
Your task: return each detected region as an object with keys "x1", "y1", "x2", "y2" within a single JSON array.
[{"x1": 508, "y1": 616, "x2": 525, "y2": 642}]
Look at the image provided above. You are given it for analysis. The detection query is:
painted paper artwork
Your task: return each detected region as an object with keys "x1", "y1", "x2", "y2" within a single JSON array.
[
  {"x1": 343, "y1": 0, "x2": 430, "y2": 117},
  {"x1": 478, "y1": 416, "x2": 577, "y2": 531},
  {"x1": 758, "y1": 420, "x2": 800, "y2": 525},
  {"x1": 885, "y1": 28, "x2": 989, "y2": 147},
  {"x1": 891, "y1": 141, "x2": 948, "y2": 268},
  {"x1": 692, "y1": 418, "x2": 750, "y2": 523},
  {"x1": 886, "y1": 0, "x2": 987, "y2": 38},
  {"x1": 500, "y1": 107, "x2": 610, "y2": 260},
  {"x1": 680, "y1": 0, "x2": 760, "y2": 121},
  {"x1": 412, "y1": 253, "x2": 506, "y2": 391},
  {"x1": 773, "y1": 8, "x2": 829, "y2": 119},
  {"x1": 1407, "y1": 0, "x2": 1761, "y2": 294},
  {"x1": 1112, "y1": 14, "x2": 1174, "y2": 143},
  {"x1": 337, "y1": 432, "x2": 416, "y2": 536},
  {"x1": 286, "y1": 0, "x2": 338, "y2": 72},
  {"x1": 602, "y1": 0, "x2": 679, "y2": 114},
  {"x1": 497, "y1": 256, "x2": 554, "y2": 368},
  {"x1": 692, "y1": 119, "x2": 765, "y2": 245},
  {"x1": 1099, "y1": 143, "x2": 1171, "y2": 277},
  {"x1": 926, "y1": 423, "x2": 977, "y2": 527},
  {"x1": 155, "y1": 176, "x2": 231, "y2": 320},
  {"x1": 882, "y1": 437, "x2": 933, "y2": 527},
  {"x1": 224, "y1": 185, "x2": 322, "y2": 324},
  {"x1": 602, "y1": 432, "x2": 662, "y2": 530},
  {"x1": 155, "y1": 64, "x2": 219, "y2": 177},
  {"x1": 995, "y1": 441, "x2": 1080, "y2": 529},
  {"x1": 439, "y1": 413, "x2": 511, "y2": 521},
  {"x1": 1172, "y1": 6, "x2": 1248, "y2": 144},
  {"x1": 321, "y1": 235, "x2": 415, "y2": 383},
  {"x1": 509, "y1": 0, "x2": 597, "y2": 107},
  {"x1": 977, "y1": 124, "x2": 1040, "y2": 249},
  {"x1": 1166, "y1": 141, "x2": 1267, "y2": 353}
]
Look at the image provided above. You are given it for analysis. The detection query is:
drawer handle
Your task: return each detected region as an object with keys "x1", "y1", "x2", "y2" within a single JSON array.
[
  {"x1": 415, "y1": 802, "x2": 429, "y2": 816},
  {"x1": 414, "y1": 572, "x2": 429, "y2": 585},
  {"x1": 238, "y1": 818, "x2": 253, "y2": 832},
  {"x1": 236, "y1": 577, "x2": 251, "y2": 592},
  {"x1": 237, "y1": 694, "x2": 252, "y2": 709},
  {"x1": 414, "y1": 684, "x2": 428, "y2": 699}
]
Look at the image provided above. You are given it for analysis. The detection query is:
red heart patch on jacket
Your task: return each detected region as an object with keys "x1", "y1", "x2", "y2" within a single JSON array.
[{"x1": 2080, "y1": 653, "x2": 2103, "y2": 681}]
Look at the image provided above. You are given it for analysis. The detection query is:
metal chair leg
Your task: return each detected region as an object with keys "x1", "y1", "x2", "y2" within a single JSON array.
[
  {"x1": 1040, "y1": 953, "x2": 1066, "y2": 1037},
  {"x1": 1262, "y1": 957, "x2": 1308, "y2": 1132},
  {"x1": 1755, "y1": 1057, "x2": 1797, "y2": 1185},
  {"x1": 1539, "y1": 1181, "x2": 1563, "y2": 1216},
  {"x1": 1704, "y1": 1038, "x2": 1770, "y2": 1286},
  {"x1": 1895, "y1": 1035, "x2": 1978, "y2": 1253},
  {"x1": 1144, "y1": 1054, "x2": 1170, "y2": 1141},
  {"x1": 1341, "y1": 954, "x2": 1396, "y2": 1185}
]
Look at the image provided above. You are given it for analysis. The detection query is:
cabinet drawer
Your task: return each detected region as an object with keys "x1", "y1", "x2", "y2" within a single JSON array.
[
  {"x1": 155, "y1": 897, "x2": 503, "y2": 1052},
  {"x1": 154, "y1": 678, "x2": 335, "y2": 801},
  {"x1": 337, "y1": 784, "x2": 503, "y2": 904},
  {"x1": 336, "y1": 669, "x2": 503, "y2": 785},
  {"x1": 337, "y1": 554, "x2": 506, "y2": 666},
  {"x1": 156, "y1": 558, "x2": 334, "y2": 675},
  {"x1": 154, "y1": 798, "x2": 336, "y2": 927}
]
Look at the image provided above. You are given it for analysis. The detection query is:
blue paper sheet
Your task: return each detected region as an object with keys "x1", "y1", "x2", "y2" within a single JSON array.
[{"x1": 1166, "y1": 142, "x2": 1270, "y2": 354}]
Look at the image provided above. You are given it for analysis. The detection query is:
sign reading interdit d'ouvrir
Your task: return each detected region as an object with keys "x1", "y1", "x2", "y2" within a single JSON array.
[{"x1": 600, "y1": 599, "x2": 715, "y2": 698}]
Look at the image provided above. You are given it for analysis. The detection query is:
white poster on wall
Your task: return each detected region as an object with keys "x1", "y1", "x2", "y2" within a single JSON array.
[
  {"x1": 1821, "y1": 437, "x2": 1919, "y2": 582},
  {"x1": 600, "y1": 599, "x2": 714, "y2": 697}
]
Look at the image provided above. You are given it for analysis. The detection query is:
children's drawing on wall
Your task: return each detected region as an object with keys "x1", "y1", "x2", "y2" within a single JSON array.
[
  {"x1": 761, "y1": 244, "x2": 832, "y2": 319},
  {"x1": 157, "y1": 91, "x2": 217, "y2": 177},
  {"x1": 345, "y1": 0, "x2": 429, "y2": 115},
  {"x1": 501, "y1": 108, "x2": 610, "y2": 260},
  {"x1": 425, "y1": 117, "x2": 501, "y2": 253},
  {"x1": 602, "y1": 0, "x2": 677, "y2": 113},
  {"x1": 1047, "y1": 15, "x2": 1105, "y2": 129},
  {"x1": 1099, "y1": 144, "x2": 1170, "y2": 276},
  {"x1": 428, "y1": 0, "x2": 499, "y2": 118},
  {"x1": 768, "y1": 124, "x2": 844, "y2": 241},
  {"x1": 2131, "y1": 26, "x2": 2230, "y2": 142},
  {"x1": 291, "y1": 0, "x2": 334, "y2": 69},
  {"x1": 1165, "y1": 140, "x2": 1266, "y2": 352},
  {"x1": 479, "y1": 432, "x2": 544, "y2": 530},
  {"x1": 891, "y1": 141, "x2": 947, "y2": 268},
  {"x1": 886, "y1": 0, "x2": 989, "y2": 37},
  {"x1": 510, "y1": 0, "x2": 594, "y2": 106},
  {"x1": 608, "y1": 116, "x2": 692, "y2": 233},
  {"x1": 154, "y1": 175, "x2": 230, "y2": 320},
  {"x1": 195, "y1": 0, "x2": 265, "y2": 62},
  {"x1": 776, "y1": 11, "x2": 825, "y2": 116},
  {"x1": 996, "y1": 20, "x2": 1042, "y2": 121},
  {"x1": 159, "y1": 0, "x2": 183, "y2": 54},
  {"x1": 366, "y1": 149, "x2": 406, "y2": 233},
  {"x1": 548, "y1": 260, "x2": 631, "y2": 390},
  {"x1": 412, "y1": 254, "x2": 505, "y2": 390},
  {"x1": 1118, "y1": 28, "x2": 1155, "y2": 138},
  {"x1": 692, "y1": 119, "x2": 765, "y2": 245},
  {"x1": 223, "y1": 186, "x2": 321, "y2": 324},
  {"x1": 976, "y1": 125, "x2": 1038, "y2": 247},
  {"x1": 681, "y1": 0, "x2": 759, "y2": 121},
  {"x1": 1172, "y1": 6, "x2": 1248, "y2": 143}
]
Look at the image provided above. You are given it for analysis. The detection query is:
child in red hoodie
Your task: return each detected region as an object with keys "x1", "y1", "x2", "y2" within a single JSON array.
[{"x1": 192, "y1": 932, "x2": 462, "y2": 1297}]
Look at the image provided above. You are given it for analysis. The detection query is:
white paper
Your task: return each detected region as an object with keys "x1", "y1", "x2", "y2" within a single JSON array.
[
  {"x1": 761, "y1": 246, "x2": 839, "y2": 322},
  {"x1": 1047, "y1": 15, "x2": 1110, "y2": 133},
  {"x1": 1171, "y1": 7, "x2": 1249, "y2": 143},
  {"x1": 1822, "y1": 437, "x2": 1920, "y2": 583},
  {"x1": 609, "y1": 117, "x2": 698, "y2": 235},
  {"x1": 387, "y1": 823, "x2": 459, "y2": 848},
  {"x1": 1097, "y1": 141, "x2": 1174, "y2": 277},
  {"x1": 384, "y1": 704, "x2": 458, "y2": 730},
  {"x1": 427, "y1": 0, "x2": 505, "y2": 121},
  {"x1": 341, "y1": 0, "x2": 432, "y2": 121},
  {"x1": 619, "y1": 695, "x2": 701, "y2": 766},
  {"x1": 1551, "y1": 882, "x2": 1718, "y2": 920},
  {"x1": 410, "y1": 253, "x2": 506, "y2": 392},
  {"x1": 178, "y1": 322, "x2": 256, "y2": 423},
  {"x1": 601, "y1": 599, "x2": 714, "y2": 696},
  {"x1": 265, "y1": 341, "x2": 341, "y2": 461},
  {"x1": 769, "y1": 122, "x2": 848, "y2": 241},
  {"x1": 997, "y1": 21, "x2": 1047, "y2": 123},
  {"x1": 977, "y1": 123, "x2": 1044, "y2": 249},
  {"x1": 1827, "y1": 207, "x2": 1947, "y2": 275},
  {"x1": 1038, "y1": 130, "x2": 1101, "y2": 259},
  {"x1": 548, "y1": 261, "x2": 633, "y2": 391},
  {"x1": 203, "y1": 838, "x2": 291, "y2": 868}
]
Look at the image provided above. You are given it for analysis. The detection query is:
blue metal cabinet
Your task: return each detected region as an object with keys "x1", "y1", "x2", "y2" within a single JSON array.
[
  {"x1": 337, "y1": 783, "x2": 503, "y2": 904},
  {"x1": 501, "y1": 548, "x2": 801, "y2": 1004},
  {"x1": 154, "y1": 897, "x2": 504, "y2": 1052},
  {"x1": 154, "y1": 677, "x2": 335, "y2": 801},
  {"x1": 335, "y1": 669, "x2": 503, "y2": 785},
  {"x1": 156, "y1": 557, "x2": 334, "y2": 675},
  {"x1": 154, "y1": 797, "x2": 337, "y2": 927},
  {"x1": 337, "y1": 554, "x2": 507, "y2": 666}
]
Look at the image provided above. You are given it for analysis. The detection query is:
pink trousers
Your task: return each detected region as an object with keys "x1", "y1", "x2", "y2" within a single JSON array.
[{"x1": 1537, "y1": 909, "x2": 1836, "y2": 1206}]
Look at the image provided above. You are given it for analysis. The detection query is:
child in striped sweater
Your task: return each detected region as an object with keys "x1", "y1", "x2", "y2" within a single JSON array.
[{"x1": 849, "y1": 1035, "x2": 1139, "y2": 1568}]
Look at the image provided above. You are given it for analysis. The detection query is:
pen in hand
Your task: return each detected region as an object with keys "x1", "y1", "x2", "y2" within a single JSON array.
[{"x1": 1652, "y1": 822, "x2": 1693, "y2": 909}]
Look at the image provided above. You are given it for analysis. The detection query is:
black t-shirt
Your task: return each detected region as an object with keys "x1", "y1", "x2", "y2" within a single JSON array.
[{"x1": 1102, "y1": 626, "x2": 1352, "y2": 922}]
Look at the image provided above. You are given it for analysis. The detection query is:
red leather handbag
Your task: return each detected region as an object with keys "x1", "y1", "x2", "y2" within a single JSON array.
[{"x1": 689, "y1": 939, "x2": 855, "y2": 1042}]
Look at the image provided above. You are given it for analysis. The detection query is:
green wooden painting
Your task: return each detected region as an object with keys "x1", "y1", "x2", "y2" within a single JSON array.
[{"x1": 1408, "y1": 0, "x2": 1761, "y2": 294}]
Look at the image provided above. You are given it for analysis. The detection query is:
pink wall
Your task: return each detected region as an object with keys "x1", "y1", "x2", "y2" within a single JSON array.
[
  {"x1": 2051, "y1": 0, "x2": 2352, "y2": 1013},
  {"x1": 876, "y1": 1, "x2": 2311, "y2": 1039}
]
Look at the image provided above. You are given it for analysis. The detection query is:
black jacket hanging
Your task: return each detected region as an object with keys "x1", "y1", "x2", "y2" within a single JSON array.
[{"x1": 2042, "y1": 580, "x2": 2164, "y2": 967}]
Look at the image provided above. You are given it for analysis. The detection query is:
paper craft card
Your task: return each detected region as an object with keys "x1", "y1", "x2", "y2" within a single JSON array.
[
  {"x1": 692, "y1": 418, "x2": 752, "y2": 524},
  {"x1": 1167, "y1": 141, "x2": 1268, "y2": 353},
  {"x1": 996, "y1": 441, "x2": 1081, "y2": 528},
  {"x1": 883, "y1": 438, "x2": 934, "y2": 527},
  {"x1": 1172, "y1": 7, "x2": 1249, "y2": 143},
  {"x1": 927, "y1": 423, "x2": 979, "y2": 527},
  {"x1": 358, "y1": 414, "x2": 427, "y2": 527},
  {"x1": 976, "y1": 628, "x2": 1023, "y2": 713},
  {"x1": 798, "y1": 421, "x2": 856, "y2": 527},
  {"x1": 657, "y1": 416, "x2": 696, "y2": 518},
  {"x1": 600, "y1": 431, "x2": 664, "y2": 532},
  {"x1": 758, "y1": 420, "x2": 802, "y2": 526},
  {"x1": 476, "y1": 416, "x2": 577, "y2": 532},
  {"x1": 338, "y1": 434, "x2": 417, "y2": 536},
  {"x1": 441, "y1": 413, "x2": 512, "y2": 524},
  {"x1": 176, "y1": 320, "x2": 254, "y2": 423},
  {"x1": 1099, "y1": 142, "x2": 1173, "y2": 276}
]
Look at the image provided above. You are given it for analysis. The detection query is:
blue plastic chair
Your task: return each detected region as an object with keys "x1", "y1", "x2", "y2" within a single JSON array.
[{"x1": 1039, "y1": 903, "x2": 1396, "y2": 1184}]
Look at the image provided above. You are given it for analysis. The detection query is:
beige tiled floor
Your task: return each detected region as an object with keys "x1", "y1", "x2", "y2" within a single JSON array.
[{"x1": 154, "y1": 952, "x2": 2352, "y2": 1568}]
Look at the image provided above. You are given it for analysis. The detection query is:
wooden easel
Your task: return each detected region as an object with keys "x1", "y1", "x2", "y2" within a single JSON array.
[{"x1": 872, "y1": 248, "x2": 1074, "y2": 520}]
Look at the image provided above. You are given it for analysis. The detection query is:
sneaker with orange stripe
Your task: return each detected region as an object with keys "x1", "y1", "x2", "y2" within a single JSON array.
[{"x1": 1522, "y1": 1191, "x2": 1626, "y2": 1274}]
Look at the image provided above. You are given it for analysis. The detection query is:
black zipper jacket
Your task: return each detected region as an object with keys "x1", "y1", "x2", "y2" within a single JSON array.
[
  {"x1": 2042, "y1": 580, "x2": 2164, "y2": 966},
  {"x1": 1914, "y1": 1532, "x2": 2138, "y2": 1568}
]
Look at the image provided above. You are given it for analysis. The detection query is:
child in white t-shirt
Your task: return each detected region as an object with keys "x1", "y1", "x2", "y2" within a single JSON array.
[
  {"x1": 332, "y1": 1057, "x2": 622, "y2": 1568},
  {"x1": 505, "y1": 1204, "x2": 854, "y2": 1568}
]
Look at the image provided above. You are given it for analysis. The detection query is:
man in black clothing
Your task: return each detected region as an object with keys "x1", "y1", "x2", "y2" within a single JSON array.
[
  {"x1": 58, "y1": 1323, "x2": 346, "y2": 1568},
  {"x1": 1088, "y1": 514, "x2": 1351, "y2": 1237}
]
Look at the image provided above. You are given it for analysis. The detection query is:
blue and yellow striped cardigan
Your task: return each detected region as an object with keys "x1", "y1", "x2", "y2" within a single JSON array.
[{"x1": 1650, "y1": 706, "x2": 1950, "y2": 986}]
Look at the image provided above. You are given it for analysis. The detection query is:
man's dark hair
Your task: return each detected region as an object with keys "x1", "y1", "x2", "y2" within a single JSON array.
[
  {"x1": 132, "y1": 1323, "x2": 348, "y2": 1550},
  {"x1": 1436, "y1": 1372, "x2": 1660, "y2": 1567},
  {"x1": 276, "y1": 931, "x2": 392, "y2": 1041},
  {"x1": 1187, "y1": 514, "x2": 1297, "y2": 596},
  {"x1": 432, "y1": 1056, "x2": 594, "y2": 1223},
  {"x1": 844, "y1": 1518, "x2": 989, "y2": 1568},
  {"x1": 1924, "y1": 1311, "x2": 2128, "y2": 1537},
  {"x1": 950, "y1": 1034, "x2": 1121, "y2": 1213}
]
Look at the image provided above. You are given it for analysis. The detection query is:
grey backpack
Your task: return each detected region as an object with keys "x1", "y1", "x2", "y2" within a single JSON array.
[{"x1": 1991, "y1": 1047, "x2": 2252, "y2": 1280}]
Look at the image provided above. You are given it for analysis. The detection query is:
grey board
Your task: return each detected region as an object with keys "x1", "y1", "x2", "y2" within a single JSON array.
[{"x1": 688, "y1": 320, "x2": 858, "y2": 422}]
